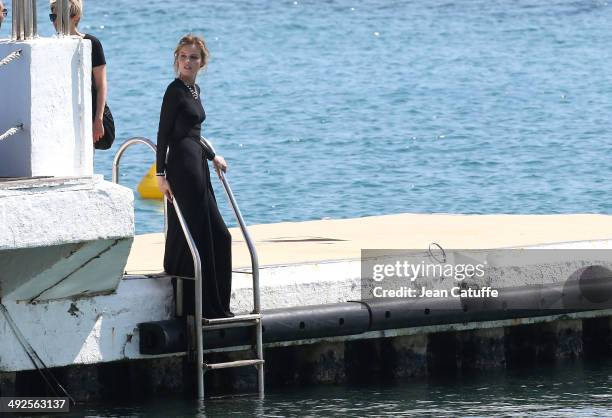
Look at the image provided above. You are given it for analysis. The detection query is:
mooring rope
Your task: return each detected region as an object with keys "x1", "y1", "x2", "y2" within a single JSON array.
[
  {"x1": 0, "y1": 49, "x2": 23, "y2": 68},
  {"x1": 0, "y1": 303, "x2": 75, "y2": 404},
  {"x1": 0, "y1": 124, "x2": 24, "y2": 142}
]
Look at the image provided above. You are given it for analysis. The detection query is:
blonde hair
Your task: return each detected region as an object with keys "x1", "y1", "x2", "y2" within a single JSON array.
[
  {"x1": 174, "y1": 34, "x2": 210, "y2": 75},
  {"x1": 50, "y1": 0, "x2": 83, "y2": 23}
]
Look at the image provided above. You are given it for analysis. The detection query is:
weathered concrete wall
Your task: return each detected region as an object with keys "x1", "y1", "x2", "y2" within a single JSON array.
[
  {"x1": 230, "y1": 260, "x2": 362, "y2": 313},
  {"x1": 505, "y1": 320, "x2": 584, "y2": 367},
  {"x1": 1, "y1": 315, "x2": 611, "y2": 400},
  {"x1": 0, "y1": 277, "x2": 174, "y2": 372},
  {"x1": 0, "y1": 177, "x2": 133, "y2": 251},
  {"x1": 458, "y1": 328, "x2": 506, "y2": 370},
  {"x1": 0, "y1": 372, "x2": 15, "y2": 397},
  {"x1": 0, "y1": 38, "x2": 93, "y2": 178},
  {"x1": 583, "y1": 316, "x2": 612, "y2": 357},
  {"x1": 387, "y1": 334, "x2": 429, "y2": 378},
  {"x1": 0, "y1": 176, "x2": 134, "y2": 302}
]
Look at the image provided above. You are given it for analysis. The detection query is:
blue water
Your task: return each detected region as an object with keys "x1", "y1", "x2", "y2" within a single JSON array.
[{"x1": 35, "y1": 0, "x2": 612, "y2": 234}]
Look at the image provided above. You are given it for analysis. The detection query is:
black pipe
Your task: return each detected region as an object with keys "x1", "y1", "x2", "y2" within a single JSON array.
[
  {"x1": 140, "y1": 302, "x2": 370, "y2": 354},
  {"x1": 259, "y1": 302, "x2": 370, "y2": 343},
  {"x1": 367, "y1": 296, "x2": 465, "y2": 331},
  {"x1": 139, "y1": 266, "x2": 612, "y2": 355},
  {"x1": 139, "y1": 320, "x2": 186, "y2": 355}
]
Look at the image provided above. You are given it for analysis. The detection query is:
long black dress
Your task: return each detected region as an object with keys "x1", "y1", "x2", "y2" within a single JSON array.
[{"x1": 156, "y1": 78, "x2": 233, "y2": 319}]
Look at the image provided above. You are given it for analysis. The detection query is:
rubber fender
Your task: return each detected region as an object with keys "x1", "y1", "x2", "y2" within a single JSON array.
[
  {"x1": 561, "y1": 265, "x2": 612, "y2": 310},
  {"x1": 461, "y1": 267, "x2": 612, "y2": 322},
  {"x1": 365, "y1": 296, "x2": 466, "y2": 331},
  {"x1": 137, "y1": 319, "x2": 251, "y2": 352},
  {"x1": 139, "y1": 302, "x2": 371, "y2": 354},
  {"x1": 138, "y1": 272, "x2": 612, "y2": 355},
  {"x1": 138, "y1": 319, "x2": 186, "y2": 355},
  {"x1": 202, "y1": 326, "x2": 251, "y2": 349},
  {"x1": 200, "y1": 302, "x2": 371, "y2": 349},
  {"x1": 260, "y1": 302, "x2": 370, "y2": 343},
  {"x1": 460, "y1": 284, "x2": 566, "y2": 322}
]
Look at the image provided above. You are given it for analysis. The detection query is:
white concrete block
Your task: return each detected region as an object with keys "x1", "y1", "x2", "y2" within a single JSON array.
[
  {"x1": 0, "y1": 176, "x2": 135, "y2": 301},
  {"x1": 0, "y1": 176, "x2": 133, "y2": 250},
  {"x1": 1, "y1": 238, "x2": 133, "y2": 302},
  {"x1": 0, "y1": 37, "x2": 92, "y2": 178},
  {"x1": 0, "y1": 277, "x2": 175, "y2": 372}
]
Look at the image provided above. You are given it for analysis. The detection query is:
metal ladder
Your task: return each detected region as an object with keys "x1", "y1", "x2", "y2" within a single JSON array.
[{"x1": 112, "y1": 137, "x2": 264, "y2": 400}]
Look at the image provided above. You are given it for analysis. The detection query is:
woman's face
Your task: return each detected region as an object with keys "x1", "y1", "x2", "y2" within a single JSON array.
[{"x1": 177, "y1": 44, "x2": 202, "y2": 81}]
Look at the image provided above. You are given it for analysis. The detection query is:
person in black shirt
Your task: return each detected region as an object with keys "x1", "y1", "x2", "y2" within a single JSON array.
[
  {"x1": 50, "y1": 0, "x2": 107, "y2": 146},
  {"x1": 156, "y1": 34, "x2": 233, "y2": 319}
]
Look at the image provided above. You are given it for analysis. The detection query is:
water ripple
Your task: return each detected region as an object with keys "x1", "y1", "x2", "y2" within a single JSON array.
[{"x1": 24, "y1": 0, "x2": 612, "y2": 233}]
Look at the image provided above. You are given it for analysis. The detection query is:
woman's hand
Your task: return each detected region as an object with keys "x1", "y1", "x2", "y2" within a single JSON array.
[
  {"x1": 93, "y1": 117, "x2": 105, "y2": 143},
  {"x1": 156, "y1": 176, "x2": 173, "y2": 202},
  {"x1": 213, "y1": 155, "x2": 228, "y2": 177}
]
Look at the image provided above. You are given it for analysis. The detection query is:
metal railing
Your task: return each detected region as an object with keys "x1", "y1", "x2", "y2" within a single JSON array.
[
  {"x1": 11, "y1": 0, "x2": 38, "y2": 40},
  {"x1": 200, "y1": 138, "x2": 262, "y2": 317},
  {"x1": 54, "y1": 0, "x2": 71, "y2": 36},
  {"x1": 7, "y1": 0, "x2": 76, "y2": 41},
  {"x1": 111, "y1": 136, "x2": 157, "y2": 183},
  {"x1": 200, "y1": 138, "x2": 265, "y2": 398},
  {"x1": 112, "y1": 136, "x2": 263, "y2": 399},
  {"x1": 112, "y1": 137, "x2": 178, "y2": 309}
]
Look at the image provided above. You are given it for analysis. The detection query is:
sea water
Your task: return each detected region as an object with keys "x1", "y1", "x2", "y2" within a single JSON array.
[
  {"x1": 35, "y1": 0, "x2": 612, "y2": 234},
  {"x1": 65, "y1": 358, "x2": 612, "y2": 417}
]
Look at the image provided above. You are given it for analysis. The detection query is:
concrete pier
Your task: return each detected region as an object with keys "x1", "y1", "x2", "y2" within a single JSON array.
[
  {"x1": 458, "y1": 328, "x2": 506, "y2": 370},
  {"x1": 387, "y1": 334, "x2": 429, "y2": 378},
  {"x1": 4, "y1": 314, "x2": 606, "y2": 400},
  {"x1": 126, "y1": 213, "x2": 612, "y2": 273},
  {"x1": 1, "y1": 213, "x2": 612, "y2": 399}
]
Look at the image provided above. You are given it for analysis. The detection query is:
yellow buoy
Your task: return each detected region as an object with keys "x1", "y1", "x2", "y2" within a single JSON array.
[{"x1": 137, "y1": 163, "x2": 164, "y2": 200}]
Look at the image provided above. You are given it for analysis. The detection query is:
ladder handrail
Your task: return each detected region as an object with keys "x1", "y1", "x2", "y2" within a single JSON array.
[
  {"x1": 111, "y1": 136, "x2": 204, "y2": 397},
  {"x1": 112, "y1": 136, "x2": 263, "y2": 399},
  {"x1": 111, "y1": 136, "x2": 170, "y2": 239},
  {"x1": 113, "y1": 136, "x2": 262, "y2": 313},
  {"x1": 201, "y1": 137, "x2": 265, "y2": 397},
  {"x1": 201, "y1": 137, "x2": 261, "y2": 313},
  {"x1": 112, "y1": 137, "x2": 157, "y2": 183}
]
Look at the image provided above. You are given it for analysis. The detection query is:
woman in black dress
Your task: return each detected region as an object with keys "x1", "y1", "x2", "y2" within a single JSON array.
[{"x1": 156, "y1": 34, "x2": 233, "y2": 319}]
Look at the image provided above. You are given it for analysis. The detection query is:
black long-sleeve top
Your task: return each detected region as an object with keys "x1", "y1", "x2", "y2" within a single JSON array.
[
  {"x1": 84, "y1": 34, "x2": 106, "y2": 119},
  {"x1": 156, "y1": 79, "x2": 215, "y2": 175}
]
